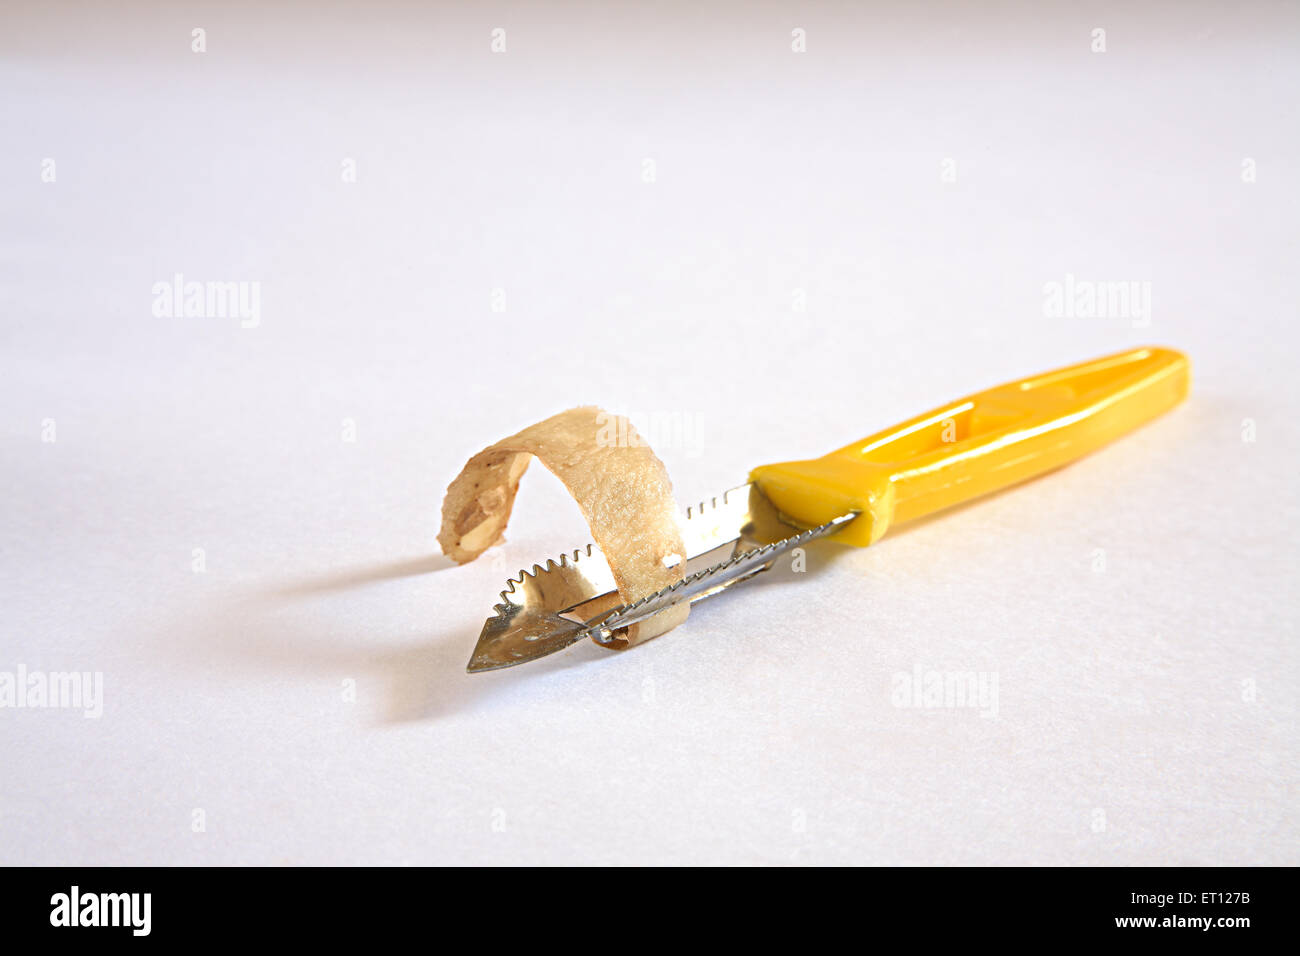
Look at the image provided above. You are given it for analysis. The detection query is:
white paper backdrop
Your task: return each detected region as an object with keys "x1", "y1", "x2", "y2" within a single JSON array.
[{"x1": 2, "y1": 0, "x2": 1296, "y2": 865}]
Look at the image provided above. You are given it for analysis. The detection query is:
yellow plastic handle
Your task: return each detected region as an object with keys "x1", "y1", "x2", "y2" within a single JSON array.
[{"x1": 749, "y1": 346, "x2": 1190, "y2": 546}]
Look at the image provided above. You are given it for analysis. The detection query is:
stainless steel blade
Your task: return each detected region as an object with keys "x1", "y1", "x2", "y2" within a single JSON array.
[
  {"x1": 466, "y1": 483, "x2": 856, "y2": 672},
  {"x1": 577, "y1": 512, "x2": 855, "y2": 642}
]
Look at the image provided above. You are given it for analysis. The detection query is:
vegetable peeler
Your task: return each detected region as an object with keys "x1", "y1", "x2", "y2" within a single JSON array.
[{"x1": 467, "y1": 346, "x2": 1190, "y2": 672}]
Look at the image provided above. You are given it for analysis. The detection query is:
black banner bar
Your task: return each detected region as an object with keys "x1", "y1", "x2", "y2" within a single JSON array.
[{"x1": 0, "y1": 866, "x2": 1286, "y2": 943}]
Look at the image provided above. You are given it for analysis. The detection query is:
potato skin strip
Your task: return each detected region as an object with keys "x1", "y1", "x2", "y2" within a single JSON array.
[{"x1": 438, "y1": 407, "x2": 689, "y2": 646}]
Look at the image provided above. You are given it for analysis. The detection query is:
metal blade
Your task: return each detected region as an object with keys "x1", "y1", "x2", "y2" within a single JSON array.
[
  {"x1": 466, "y1": 483, "x2": 856, "y2": 672},
  {"x1": 577, "y1": 512, "x2": 855, "y2": 642},
  {"x1": 465, "y1": 543, "x2": 616, "y2": 673}
]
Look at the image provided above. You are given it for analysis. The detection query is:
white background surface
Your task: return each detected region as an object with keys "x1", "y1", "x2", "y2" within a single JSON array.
[{"x1": 2, "y1": 1, "x2": 1297, "y2": 865}]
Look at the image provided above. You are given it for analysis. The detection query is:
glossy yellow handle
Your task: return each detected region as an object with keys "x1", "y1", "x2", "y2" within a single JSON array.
[{"x1": 749, "y1": 346, "x2": 1190, "y2": 546}]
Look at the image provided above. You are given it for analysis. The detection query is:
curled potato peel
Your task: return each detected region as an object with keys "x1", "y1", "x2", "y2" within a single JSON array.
[{"x1": 438, "y1": 407, "x2": 689, "y2": 645}]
